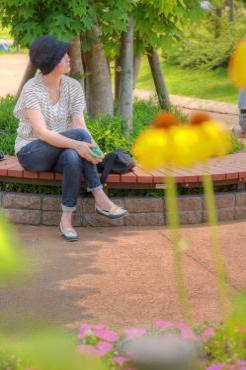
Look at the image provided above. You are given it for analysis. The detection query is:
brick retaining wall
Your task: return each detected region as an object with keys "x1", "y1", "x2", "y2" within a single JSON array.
[{"x1": 1, "y1": 191, "x2": 246, "y2": 226}]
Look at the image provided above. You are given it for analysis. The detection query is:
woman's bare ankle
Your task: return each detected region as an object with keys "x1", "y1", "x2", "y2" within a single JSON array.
[
  {"x1": 61, "y1": 211, "x2": 73, "y2": 229},
  {"x1": 92, "y1": 188, "x2": 114, "y2": 211}
]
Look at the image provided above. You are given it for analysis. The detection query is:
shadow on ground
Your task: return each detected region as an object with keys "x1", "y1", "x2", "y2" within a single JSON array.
[{"x1": 0, "y1": 222, "x2": 245, "y2": 333}]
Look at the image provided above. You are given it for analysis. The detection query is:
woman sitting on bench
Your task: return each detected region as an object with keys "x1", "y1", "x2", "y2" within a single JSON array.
[{"x1": 14, "y1": 35, "x2": 127, "y2": 241}]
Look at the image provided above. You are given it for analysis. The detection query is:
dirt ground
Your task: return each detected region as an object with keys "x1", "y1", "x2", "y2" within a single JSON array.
[
  {"x1": 0, "y1": 222, "x2": 245, "y2": 333},
  {"x1": 0, "y1": 54, "x2": 28, "y2": 97}
]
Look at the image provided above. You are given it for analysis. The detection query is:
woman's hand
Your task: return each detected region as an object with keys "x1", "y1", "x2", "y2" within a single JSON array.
[{"x1": 75, "y1": 142, "x2": 103, "y2": 164}]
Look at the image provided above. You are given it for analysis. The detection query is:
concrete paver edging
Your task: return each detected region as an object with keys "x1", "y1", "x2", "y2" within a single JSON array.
[{"x1": 1, "y1": 190, "x2": 246, "y2": 226}]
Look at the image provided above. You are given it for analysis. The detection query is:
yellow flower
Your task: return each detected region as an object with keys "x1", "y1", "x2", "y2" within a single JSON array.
[
  {"x1": 133, "y1": 113, "x2": 232, "y2": 171},
  {"x1": 200, "y1": 120, "x2": 232, "y2": 157},
  {"x1": 228, "y1": 39, "x2": 246, "y2": 88},
  {"x1": 133, "y1": 128, "x2": 169, "y2": 170},
  {"x1": 170, "y1": 125, "x2": 210, "y2": 167}
]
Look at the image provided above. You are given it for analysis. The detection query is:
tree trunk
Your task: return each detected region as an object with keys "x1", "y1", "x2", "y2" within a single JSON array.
[
  {"x1": 229, "y1": 0, "x2": 235, "y2": 21},
  {"x1": 114, "y1": 55, "x2": 122, "y2": 102},
  {"x1": 215, "y1": 7, "x2": 223, "y2": 38},
  {"x1": 68, "y1": 34, "x2": 85, "y2": 91},
  {"x1": 119, "y1": 18, "x2": 134, "y2": 136},
  {"x1": 83, "y1": 24, "x2": 113, "y2": 118},
  {"x1": 133, "y1": 54, "x2": 141, "y2": 89},
  {"x1": 17, "y1": 61, "x2": 36, "y2": 96},
  {"x1": 81, "y1": 50, "x2": 90, "y2": 113},
  {"x1": 146, "y1": 47, "x2": 170, "y2": 110}
]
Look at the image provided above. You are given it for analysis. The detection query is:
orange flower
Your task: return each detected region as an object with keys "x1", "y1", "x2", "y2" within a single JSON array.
[
  {"x1": 228, "y1": 39, "x2": 246, "y2": 88},
  {"x1": 152, "y1": 112, "x2": 179, "y2": 129}
]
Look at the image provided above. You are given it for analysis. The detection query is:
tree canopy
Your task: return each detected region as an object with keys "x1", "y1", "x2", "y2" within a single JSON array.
[{"x1": 0, "y1": 0, "x2": 201, "y2": 51}]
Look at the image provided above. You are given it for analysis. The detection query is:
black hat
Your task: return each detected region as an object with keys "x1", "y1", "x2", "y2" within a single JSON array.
[{"x1": 29, "y1": 35, "x2": 70, "y2": 75}]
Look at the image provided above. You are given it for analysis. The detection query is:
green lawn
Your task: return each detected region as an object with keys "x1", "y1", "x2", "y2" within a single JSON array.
[
  {"x1": 136, "y1": 57, "x2": 239, "y2": 104},
  {"x1": 0, "y1": 27, "x2": 12, "y2": 40}
]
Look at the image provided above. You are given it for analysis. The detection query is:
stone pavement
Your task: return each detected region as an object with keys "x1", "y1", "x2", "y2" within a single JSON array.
[
  {"x1": 0, "y1": 222, "x2": 245, "y2": 332},
  {"x1": 134, "y1": 89, "x2": 239, "y2": 130}
]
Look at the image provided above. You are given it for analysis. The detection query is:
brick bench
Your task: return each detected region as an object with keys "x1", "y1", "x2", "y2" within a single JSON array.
[{"x1": 1, "y1": 153, "x2": 246, "y2": 190}]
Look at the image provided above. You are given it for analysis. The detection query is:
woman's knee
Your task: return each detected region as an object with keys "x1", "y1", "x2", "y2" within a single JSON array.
[
  {"x1": 71, "y1": 128, "x2": 91, "y2": 143},
  {"x1": 61, "y1": 149, "x2": 81, "y2": 166}
]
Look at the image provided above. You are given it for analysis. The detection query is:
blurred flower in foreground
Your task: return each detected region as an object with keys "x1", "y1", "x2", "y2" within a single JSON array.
[
  {"x1": 1, "y1": 328, "x2": 105, "y2": 370},
  {"x1": 133, "y1": 128, "x2": 169, "y2": 170},
  {"x1": 0, "y1": 212, "x2": 26, "y2": 283},
  {"x1": 228, "y1": 39, "x2": 246, "y2": 89},
  {"x1": 133, "y1": 112, "x2": 232, "y2": 170}
]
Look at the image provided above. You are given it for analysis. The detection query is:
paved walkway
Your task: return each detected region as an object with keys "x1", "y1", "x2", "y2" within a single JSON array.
[
  {"x1": 134, "y1": 89, "x2": 239, "y2": 130},
  {"x1": 0, "y1": 222, "x2": 245, "y2": 332}
]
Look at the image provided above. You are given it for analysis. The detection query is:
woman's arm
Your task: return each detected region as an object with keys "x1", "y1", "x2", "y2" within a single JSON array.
[
  {"x1": 26, "y1": 109, "x2": 100, "y2": 163},
  {"x1": 71, "y1": 114, "x2": 99, "y2": 147}
]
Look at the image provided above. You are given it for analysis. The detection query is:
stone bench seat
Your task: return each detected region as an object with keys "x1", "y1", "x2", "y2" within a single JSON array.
[{"x1": 1, "y1": 154, "x2": 246, "y2": 190}]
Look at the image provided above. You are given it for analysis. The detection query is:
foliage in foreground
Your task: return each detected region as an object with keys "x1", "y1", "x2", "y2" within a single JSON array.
[
  {"x1": 74, "y1": 306, "x2": 246, "y2": 370},
  {"x1": 0, "y1": 306, "x2": 245, "y2": 370}
]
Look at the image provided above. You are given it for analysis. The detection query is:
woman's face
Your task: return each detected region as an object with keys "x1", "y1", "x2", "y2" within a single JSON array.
[{"x1": 56, "y1": 53, "x2": 71, "y2": 74}]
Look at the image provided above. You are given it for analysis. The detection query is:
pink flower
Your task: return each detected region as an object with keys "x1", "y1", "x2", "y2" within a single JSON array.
[
  {"x1": 95, "y1": 341, "x2": 113, "y2": 356},
  {"x1": 154, "y1": 321, "x2": 197, "y2": 341},
  {"x1": 206, "y1": 362, "x2": 246, "y2": 370},
  {"x1": 78, "y1": 324, "x2": 109, "y2": 340},
  {"x1": 124, "y1": 327, "x2": 147, "y2": 340},
  {"x1": 238, "y1": 361, "x2": 246, "y2": 365},
  {"x1": 206, "y1": 364, "x2": 223, "y2": 370},
  {"x1": 78, "y1": 324, "x2": 92, "y2": 339},
  {"x1": 175, "y1": 323, "x2": 198, "y2": 341},
  {"x1": 113, "y1": 355, "x2": 130, "y2": 365},
  {"x1": 201, "y1": 327, "x2": 215, "y2": 342},
  {"x1": 78, "y1": 341, "x2": 113, "y2": 357},
  {"x1": 93, "y1": 328, "x2": 119, "y2": 342},
  {"x1": 154, "y1": 321, "x2": 175, "y2": 329}
]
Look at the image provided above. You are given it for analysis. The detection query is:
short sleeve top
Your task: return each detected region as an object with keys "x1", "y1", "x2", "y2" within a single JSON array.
[{"x1": 14, "y1": 72, "x2": 86, "y2": 154}]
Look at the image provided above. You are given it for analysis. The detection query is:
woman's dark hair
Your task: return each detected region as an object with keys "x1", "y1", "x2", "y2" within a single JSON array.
[{"x1": 29, "y1": 35, "x2": 70, "y2": 75}]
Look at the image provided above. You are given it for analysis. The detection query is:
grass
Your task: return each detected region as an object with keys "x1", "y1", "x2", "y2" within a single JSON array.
[
  {"x1": 0, "y1": 27, "x2": 12, "y2": 40},
  {"x1": 136, "y1": 56, "x2": 239, "y2": 104}
]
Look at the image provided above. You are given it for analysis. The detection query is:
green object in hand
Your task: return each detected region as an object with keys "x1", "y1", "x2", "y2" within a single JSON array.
[{"x1": 90, "y1": 147, "x2": 103, "y2": 157}]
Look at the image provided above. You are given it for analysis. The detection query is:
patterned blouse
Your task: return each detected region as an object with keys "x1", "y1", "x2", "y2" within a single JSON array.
[{"x1": 14, "y1": 72, "x2": 86, "y2": 154}]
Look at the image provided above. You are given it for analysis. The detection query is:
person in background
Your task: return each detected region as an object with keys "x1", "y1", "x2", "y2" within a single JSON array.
[
  {"x1": 239, "y1": 90, "x2": 246, "y2": 136},
  {"x1": 14, "y1": 35, "x2": 127, "y2": 242}
]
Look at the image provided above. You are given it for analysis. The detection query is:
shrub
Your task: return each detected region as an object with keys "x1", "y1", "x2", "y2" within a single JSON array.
[
  {"x1": 0, "y1": 95, "x2": 18, "y2": 155},
  {"x1": 0, "y1": 95, "x2": 203, "y2": 157},
  {"x1": 166, "y1": 11, "x2": 246, "y2": 70},
  {"x1": 0, "y1": 95, "x2": 179, "y2": 155}
]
